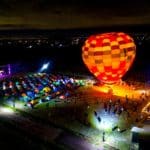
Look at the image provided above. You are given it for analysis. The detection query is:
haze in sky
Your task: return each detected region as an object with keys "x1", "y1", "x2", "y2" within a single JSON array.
[{"x1": 0, "y1": 0, "x2": 149, "y2": 29}]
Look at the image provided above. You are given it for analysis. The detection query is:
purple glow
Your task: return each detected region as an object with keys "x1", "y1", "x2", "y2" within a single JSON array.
[
  {"x1": 0, "y1": 70, "x2": 5, "y2": 77},
  {"x1": 8, "y1": 64, "x2": 11, "y2": 75},
  {"x1": 0, "y1": 70, "x2": 6, "y2": 79},
  {"x1": 0, "y1": 64, "x2": 12, "y2": 79}
]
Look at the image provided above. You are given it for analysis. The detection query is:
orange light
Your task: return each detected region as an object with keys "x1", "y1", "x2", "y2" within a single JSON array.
[
  {"x1": 142, "y1": 102, "x2": 150, "y2": 116},
  {"x1": 82, "y1": 32, "x2": 136, "y2": 84},
  {"x1": 93, "y1": 84, "x2": 139, "y2": 98}
]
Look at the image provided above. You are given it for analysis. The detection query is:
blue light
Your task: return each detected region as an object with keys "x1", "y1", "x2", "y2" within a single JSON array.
[
  {"x1": 39, "y1": 62, "x2": 50, "y2": 72},
  {"x1": 38, "y1": 59, "x2": 54, "y2": 73},
  {"x1": 41, "y1": 63, "x2": 49, "y2": 70}
]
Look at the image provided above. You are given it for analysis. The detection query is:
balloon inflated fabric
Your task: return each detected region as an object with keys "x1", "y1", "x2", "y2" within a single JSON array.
[{"x1": 82, "y1": 32, "x2": 136, "y2": 84}]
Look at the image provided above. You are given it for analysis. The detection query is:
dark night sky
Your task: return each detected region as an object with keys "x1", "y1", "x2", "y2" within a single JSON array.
[{"x1": 0, "y1": 0, "x2": 150, "y2": 29}]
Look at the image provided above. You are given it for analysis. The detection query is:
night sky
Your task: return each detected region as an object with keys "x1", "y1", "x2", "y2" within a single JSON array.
[{"x1": 0, "y1": 0, "x2": 150, "y2": 29}]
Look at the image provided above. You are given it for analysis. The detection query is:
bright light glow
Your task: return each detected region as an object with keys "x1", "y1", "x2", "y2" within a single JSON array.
[
  {"x1": 42, "y1": 63, "x2": 49, "y2": 70},
  {"x1": 15, "y1": 102, "x2": 25, "y2": 109},
  {"x1": 40, "y1": 62, "x2": 50, "y2": 72},
  {"x1": 93, "y1": 83, "x2": 141, "y2": 99},
  {"x1": 138, "y1": 90, "x2": 146, "y2": 95},
  {"x1": 131, "y1": 126, "x2": 150, "y2": 134},
  {"x1": 131, "y1": 127, "x2": 144, "y2": 133},
  {"x1": 89, "y1": 109, "x2": 118, "y2": 132},
  {"x1": 142, "y1": 102, "x2": 150, "y2": 117},
  {"x1": 0, "y1": 107, "x2": 14, "y2": 114}
]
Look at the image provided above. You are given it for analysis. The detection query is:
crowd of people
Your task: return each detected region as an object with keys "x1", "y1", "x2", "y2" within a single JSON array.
[{"x1": 63, "y1": 80, "x2": 150, "y2": 129}]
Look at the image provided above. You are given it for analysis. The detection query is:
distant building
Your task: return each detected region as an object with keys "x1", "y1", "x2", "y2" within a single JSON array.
[{"x1": 131, "y1": 121, "x2": 150, "y2": 150}]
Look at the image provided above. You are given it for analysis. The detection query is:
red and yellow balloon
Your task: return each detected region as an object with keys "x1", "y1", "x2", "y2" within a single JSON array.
[{"x1": 82, "y1": 32, "x2": 136, "y2": 84}]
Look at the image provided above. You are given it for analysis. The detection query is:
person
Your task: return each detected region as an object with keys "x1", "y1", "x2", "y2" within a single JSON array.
[
  {"x1": 94, "y1": 111, "x2": 97, "y2": 116},
  {"x1": 97, "y1": 116, "x2": 101, "y2": 122},
  {"x1": 102, "y1": 131, "x2": 105, "y2": 142}
]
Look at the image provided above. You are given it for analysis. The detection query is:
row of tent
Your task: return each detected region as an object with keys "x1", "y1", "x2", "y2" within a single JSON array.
[{"x1": 0, "y1": 73, "x2": 85, "y2": 107}]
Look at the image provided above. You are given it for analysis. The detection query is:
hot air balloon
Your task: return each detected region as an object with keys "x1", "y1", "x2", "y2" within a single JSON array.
[{"x1": 82, "y1": 32, "x2": 136, "y2": 84}]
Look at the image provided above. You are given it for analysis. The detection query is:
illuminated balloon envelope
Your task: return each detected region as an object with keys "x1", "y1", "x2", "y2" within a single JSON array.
[{"x1": 82, "y1": 32, "x2": 136, "y2": 84}]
